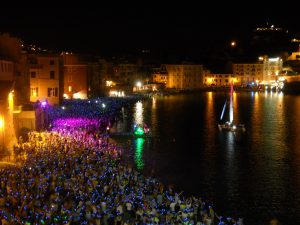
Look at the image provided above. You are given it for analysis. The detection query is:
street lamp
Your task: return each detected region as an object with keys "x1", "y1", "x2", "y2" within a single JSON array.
[{"x1": 136, "y1": 81, "x2": 142, "y2": 91}]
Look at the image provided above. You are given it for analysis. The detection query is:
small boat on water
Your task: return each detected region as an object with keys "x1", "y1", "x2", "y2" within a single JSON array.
[
  {"x1": 109, "y1": 123, "x2": 152, "y2": 138},
  {"x1": 218, "y1": 82, "x2": 246, "y2": 133},
  {"x1": 133, "y1": 123, "x2": 151, "y2": 137}
]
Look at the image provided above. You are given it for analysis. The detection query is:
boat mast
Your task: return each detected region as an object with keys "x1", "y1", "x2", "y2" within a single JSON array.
[
  {"x1": 220, "y1": 100, "x2": 227, "y2": 120},
  {"x1": 229, "y1": 81, "x2": 233, "y2": 123}
]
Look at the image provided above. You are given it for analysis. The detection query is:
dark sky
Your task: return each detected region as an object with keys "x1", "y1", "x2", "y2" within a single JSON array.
[{"x1": 0, "y1": 6, "x2": 299, "y2": 57}]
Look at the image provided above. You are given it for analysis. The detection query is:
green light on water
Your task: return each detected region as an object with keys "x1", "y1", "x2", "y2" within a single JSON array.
[
  {"x1": 135, "y1": 138, "x2": 145, "y2": 170},
  {"x1": 134, "y1": 127, "x2": 145, "y2": 136}
]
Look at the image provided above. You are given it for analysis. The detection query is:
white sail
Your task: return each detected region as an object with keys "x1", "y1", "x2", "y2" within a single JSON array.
[
  {"x1": 229, "y1": 82, "x2": 233, "y2": 123},
  {"x1": 220, "y1": 100, "x2": 227, "y2": 120}
]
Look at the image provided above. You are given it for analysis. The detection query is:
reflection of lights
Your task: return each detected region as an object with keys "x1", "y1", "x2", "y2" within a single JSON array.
[
  {"x1": 152, "y1": 97, "x2": 156, "y2": 108},
  {"x1": 102, "y1": 103, "x2": 106, "y2": 108},
  {"x1": 61, "y1": 106, "x2": 66, "y2": 110},
  {"x1": 134, "y1": 101, "x2": 143, "y2": 125},
  {"x1": 135, "y1": 138, "x2": 145, "y2": 170}
]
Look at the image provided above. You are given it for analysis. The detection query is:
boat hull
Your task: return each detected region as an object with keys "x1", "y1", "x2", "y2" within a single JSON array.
[{"x1": 218, "y1": 123, "x2": 246, "y2": 132}]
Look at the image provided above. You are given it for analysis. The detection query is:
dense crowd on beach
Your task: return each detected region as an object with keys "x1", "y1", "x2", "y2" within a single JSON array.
[{"x1": 0, "y1": 97, "x2": 244, "y2": 224}]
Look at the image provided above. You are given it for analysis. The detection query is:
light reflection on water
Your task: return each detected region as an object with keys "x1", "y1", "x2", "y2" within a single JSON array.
[
  {"x1": 111, "y1": 92, "x2": 300, "y2": 224},
  {"x1": 134, "y1": 137, "x2": 145, "y2": 170}
]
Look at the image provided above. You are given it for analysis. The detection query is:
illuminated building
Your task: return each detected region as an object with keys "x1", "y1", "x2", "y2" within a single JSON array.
[
  {"x1": 233, "y1": 63, "x2": 263, "y2": 86},
  {"x1": 62, "y1": 52, "x2": 88, "y2": 99},
  {"x1": 286, "y1": 52, "x2": 300, "y2": 73},
  {"x1": 233, "y1": 56, "x2": 282, "y2": 85},
  {"x1": 152, "y1": 65, "x2": 168, "y2": 84},
  {"x1": 28, "y1": 54, "x2": 62, "y2": 105},
  {"x1": 163, "y1": 64, "x2": 204, "y2": 89},
  {"x1": 203, "y1": 74, "x2": 238, "y2": 86}
]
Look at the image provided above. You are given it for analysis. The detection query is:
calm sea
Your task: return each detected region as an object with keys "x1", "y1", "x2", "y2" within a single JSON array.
[{"x1": 109, "y1": 91, "x2": 300, "y2": 225}]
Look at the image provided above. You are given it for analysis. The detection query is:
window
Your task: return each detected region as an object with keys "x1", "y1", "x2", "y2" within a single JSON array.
[
  {"x1": 50, "y1": 60, "x2": 54, "y2": 65},
  {"x1": 31, "y1": 71, "x2": 36, "y2": 78},
  {"x1": 48, "y1": 88, "x2": 52, "y2": 97},
  {"x1": 48, "y1": 87, "x2": 58, "y2": 97},
  {"x1": 30, "y1": 87, "x2": 38, "y2": 97},
  {"x1": 50, "y1": 71, "x2": 55, "y2": 79}
]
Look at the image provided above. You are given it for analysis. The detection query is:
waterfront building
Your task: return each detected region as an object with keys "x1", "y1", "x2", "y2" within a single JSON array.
[
  {"x1": 28, "y1": 54, "x2": 62, "y2": 105},
  {"x1": 164, "y1": 64, "x2": 204, "y2": 89},
  {"x1": 152, "y1": 65, "x2": 168, "y2": 85},
  {"x1": 286, "y1": 52, "x2": 300, "y2": 73},
  {"x1": 203, "y1": 73, "x2": 238, "y2": 86},
  {"x1": 232, "y1": 56, "x2": 282, "y2": 86},
  {"x1": 62, "y1": 52, "x2": 89, "y2": 99},
  {"x1": 232, "y1": 63, "x2": 263, "y2": 86}
]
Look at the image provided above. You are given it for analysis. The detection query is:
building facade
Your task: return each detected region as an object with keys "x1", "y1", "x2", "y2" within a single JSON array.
[
  {"x1": 203, "y1": 74, "x2": 238, "y2": 86},
  {"x1": 232, "y1": 63, "x2": 263, "y2": 85},
  {"x1": 164, "y1": 64, "x2": 203, "y2": 89},
  {"x1": 0, "y1": 59, "x2": 14, "y2": 81},
  {"x1": 28, "y1": 54, "x2": 61, "y2": 105}
]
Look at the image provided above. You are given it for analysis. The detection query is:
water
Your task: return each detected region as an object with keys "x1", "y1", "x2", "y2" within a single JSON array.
[{"x1": 109, "y1": 91, "x2": 300, "y2": 225}]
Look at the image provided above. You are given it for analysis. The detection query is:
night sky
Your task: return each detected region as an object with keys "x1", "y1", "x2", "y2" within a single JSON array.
[{"x1": 0, "y1": 6, "x2": 299, "y2": 59}]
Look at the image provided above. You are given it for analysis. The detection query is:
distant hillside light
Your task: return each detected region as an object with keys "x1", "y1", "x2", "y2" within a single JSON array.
[{"x1": 231, "y1": 41, "x2": 236, "y2": 47}]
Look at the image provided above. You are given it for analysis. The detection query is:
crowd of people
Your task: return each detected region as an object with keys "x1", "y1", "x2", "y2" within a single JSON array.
[{"x1": 0, "y1": 97, "x2": 244, "y2": 224}]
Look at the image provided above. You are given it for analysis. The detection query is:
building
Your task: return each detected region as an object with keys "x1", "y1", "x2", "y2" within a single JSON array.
[
  {"x1": 233, "y1": 63, "x2": 263, "y2": 85},
  {"x1": 203, "y1": 74, "x2": 238, "y2": 86},
  {"x1": 164, "y1": 64, "x2": 203, "y2": 89},
  {"x1": 62, "y1": 52, "x2": 89, "y2": 99},
  {"x1": 262, "y1": 57, "x2": 283, "y2": 82},
  {"x1": 286, "y1": 52, "x2": 300, "y2": 73},
  {"x1": 0, "y1": 59, "x2": 14, "y2": 81},
  {"x1": 28, "y1": 54, "x2": 62, "y2": 105},
  {"x1": 152, "y1": 65, "x2": 168, "y2": 85},
  {"x1": 232, "y1": 57, "x2": 282, "y2": 86},
  {"x1": 113, "y1": 63, "x2": 138, "y2": 85}
]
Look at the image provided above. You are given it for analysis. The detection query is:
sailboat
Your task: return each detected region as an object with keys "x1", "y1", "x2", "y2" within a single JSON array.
[{"x1": 218, "y1": 82, "x2": 246, "y2": 132}]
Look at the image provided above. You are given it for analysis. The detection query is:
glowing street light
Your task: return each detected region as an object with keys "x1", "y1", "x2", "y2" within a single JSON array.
[
  {"x1": 136, "y1": 81, "x2": 142, "y2": 91},
  {"x1": 231, "y1": 41, "x2": 236, "y2": 47},
  {"x1": 136, "y1": 81, "x2": 142, "y2": 88},
  {"x1": 0, "y1": 117, "x2": 3, "y2": 128}
]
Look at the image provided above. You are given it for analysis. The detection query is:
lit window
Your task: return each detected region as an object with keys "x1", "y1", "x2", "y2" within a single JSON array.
[{"x1": 68, "y1": 86, "x2": 72, "y2": 92}]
